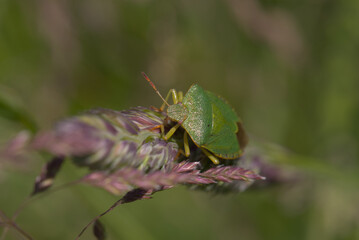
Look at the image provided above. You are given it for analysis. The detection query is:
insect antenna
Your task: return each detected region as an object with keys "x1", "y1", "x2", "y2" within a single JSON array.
[{"x1": 142, "y1": 72, "x2": 170, "y2": 107}]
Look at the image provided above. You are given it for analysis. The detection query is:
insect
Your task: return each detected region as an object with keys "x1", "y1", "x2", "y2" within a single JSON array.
[{"x1": 142, "y1": 72, "x2": 246, "y2": 164}]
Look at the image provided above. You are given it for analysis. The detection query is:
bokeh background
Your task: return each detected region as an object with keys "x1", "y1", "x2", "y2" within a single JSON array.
[{"x1": 1, "y1": 0, "x2": 359, "y2": 239}]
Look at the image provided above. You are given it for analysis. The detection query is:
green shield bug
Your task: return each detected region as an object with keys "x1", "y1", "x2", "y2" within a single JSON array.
[{"x1": 142, "y1": 72, "x2": 247, "y2": 164}]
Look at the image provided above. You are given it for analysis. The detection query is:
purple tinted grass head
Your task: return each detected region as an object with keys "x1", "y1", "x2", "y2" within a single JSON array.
[
  {"x1": 0, "y1": 131, "x2": 31, "y2": 173},
  {"x1": 87, "y1": 108, "x2": 141, "y2": 135},
  {"x1": 121, "y1": 107, "x2": 165, "y2": 132},
  {"x1": 30, "y1": 107, "x2": 176, "y2": 172},
  {"x1": 238, "y1": 145, "x2": 302, "y2": 189},
  {"x1": 5, "y1": 106, "x2": 266, "y2": 197},
  {"x1": 31, "y1": 119, "x2": 104, "y2": 157},
  {"x1": 82, "y1": 160, "x2": 265, "y2": 195},
  {"x1": 1, "y1": 131, "x2": 31, "y2": 159},
  {"x1": 137, "y1": 139, "x2": 178, "y2": 171}
]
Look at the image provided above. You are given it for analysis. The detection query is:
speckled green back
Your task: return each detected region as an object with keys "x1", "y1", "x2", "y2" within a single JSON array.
[
  {"x1": 182, "y1": 84, "x2": 241, "y2": 159},
  {"x1": 182, "y1": 84, "x2": 212, "y2": 145}
]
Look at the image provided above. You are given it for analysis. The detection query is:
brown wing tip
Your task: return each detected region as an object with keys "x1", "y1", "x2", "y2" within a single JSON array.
[{"x1": 236, "y1": 122, "x2": 248, "y2": 150}]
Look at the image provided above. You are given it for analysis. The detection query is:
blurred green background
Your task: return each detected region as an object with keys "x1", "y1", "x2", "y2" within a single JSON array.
[{"x1": 1, "y1": 0, "x2": 359, "y2": 239}]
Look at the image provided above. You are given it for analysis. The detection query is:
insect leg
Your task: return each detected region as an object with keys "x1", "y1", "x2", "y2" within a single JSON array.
[
  {"x1": 201, "y1": 148, "x2": 220, "y2": 164},
  {"x1": 161, "y1": 124, "x2": 165, "y2": 136},
  {"x1": 171, "y1": 89, "x2": 178, "y2": 104},
  {"x1": 164, "y1": 123, "x2": 181, "y2": 140},
  {"x1": 160, "y1": 89, "x2": 178, "y2": 111},
  {"x1": 183, "y1": 131, "x2": 190, "y2": 157},
  {"x1": 160, "y1": 90, "x2": 172, "y2": 111},
  {"x1": 178, "y1": 91, "x2": 183, "y2": 103},
  {"x1": 176, "y1": 149, "x2": 186, "y2": 158}
]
